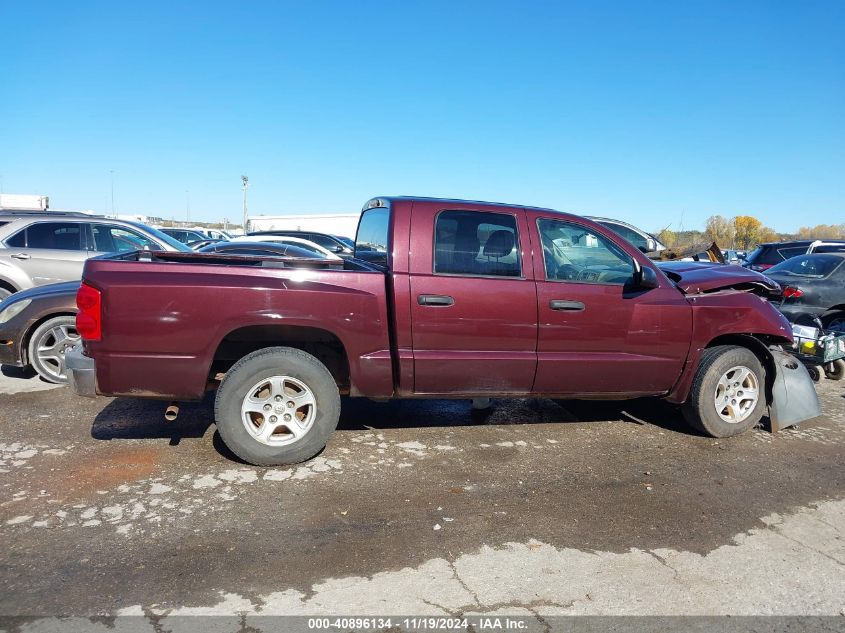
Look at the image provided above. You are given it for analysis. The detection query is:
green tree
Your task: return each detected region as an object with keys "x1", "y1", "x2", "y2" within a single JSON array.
[
  {"x1": 704, "y1": 215, "x2": 736, "y2": 248},
  {"x1": 657, "y1": 228, "x2": 676, "y2": 248},
  {"x1": 733, "y1": 216, "x2": 762, "y2": 250}
]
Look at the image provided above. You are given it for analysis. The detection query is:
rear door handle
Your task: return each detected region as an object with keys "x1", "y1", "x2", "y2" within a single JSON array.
[
  {"x1": 418, "y1": 294, "x2": 454, "y2": 307},
  {"x1": 11, "y1": 253, "x2": 31, "y2": 260},
  {"x1": 549, "y1": 299, "x2": 585, "y2": 311}
]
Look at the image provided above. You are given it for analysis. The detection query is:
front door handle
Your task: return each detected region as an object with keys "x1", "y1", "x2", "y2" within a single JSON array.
[
  {"x1": 418, "y1": 294, "x2": 454, "y2": 307},
  {"x1": 11, "y1": 253, "x2": 31, "y2": 260},
  {"x1": 549, "y1": 299, "x2": 585, "y2": 311}
]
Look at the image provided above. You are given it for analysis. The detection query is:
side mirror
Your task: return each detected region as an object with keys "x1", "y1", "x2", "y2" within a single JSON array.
[
  {"x1": 633, "y1": 260, "x2": 659, "y2": 289},
  {"x1": 639, "y1": 266, "x2": 659, "y2": 289}
]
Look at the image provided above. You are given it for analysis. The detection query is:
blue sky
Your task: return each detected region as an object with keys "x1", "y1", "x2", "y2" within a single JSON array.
[{"x1": 1, "y1": 1, "x2": 842, "y2": 232}]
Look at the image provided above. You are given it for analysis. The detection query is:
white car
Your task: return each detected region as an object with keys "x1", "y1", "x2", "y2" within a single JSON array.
[{"x1": 231, "y1": 235, "x2": 342, "y2": 260}]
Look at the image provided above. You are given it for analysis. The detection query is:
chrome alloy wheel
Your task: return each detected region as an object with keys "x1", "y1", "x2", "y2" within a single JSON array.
[
  {"x1": 240, "y1": 375, "x2": 316, "y2": 446},
  {"x1": 35, "y1": 323, "x2": 81, "y2": 381},
  {"x1": 713, "y1": 365, "x2": 760, "y2": 424}
]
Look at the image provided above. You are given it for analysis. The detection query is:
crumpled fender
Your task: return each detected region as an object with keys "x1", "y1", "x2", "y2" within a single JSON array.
[{"x1": 768, "y1": 348, "x2": 823, "y2": 432}]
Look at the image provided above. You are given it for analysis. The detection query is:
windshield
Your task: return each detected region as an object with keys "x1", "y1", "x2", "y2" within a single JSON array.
[
  {"x1": 126, "y1": 222, "x2": 193, "y2": 252},
  {"x1": 767, "y1": 254, "x2": 843, "y2": 278}
]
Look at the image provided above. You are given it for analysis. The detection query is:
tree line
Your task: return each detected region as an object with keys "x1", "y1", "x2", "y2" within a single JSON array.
[{"x1": 656, "y1": 216, "x2": 845, "y2": 251}]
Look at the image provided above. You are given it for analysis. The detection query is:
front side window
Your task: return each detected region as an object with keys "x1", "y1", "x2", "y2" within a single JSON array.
[
  {"x1": 91, "y1": 224, "x2": 158, "y2": 253},
  {"x1": 434, "y1": 211, "x2": 520, "y2": 278},
  {"x1": 538, "y1": 218, "x2": 633, "y2": 284},
  {"x1": 22, "y1": 222, "x2": 84, "y2": 250}
]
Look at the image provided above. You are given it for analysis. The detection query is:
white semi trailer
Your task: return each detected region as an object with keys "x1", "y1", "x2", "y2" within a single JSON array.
[
  {"x1": 0, "y1": 194, "x2": 50, "y2": 211},
  {"x1": 247, "y1": 212, "x2": 361, "y2": 238}
]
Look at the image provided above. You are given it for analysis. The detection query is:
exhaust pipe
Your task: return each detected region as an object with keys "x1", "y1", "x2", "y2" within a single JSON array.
[{"x1": 164, "y1": 403, "x2": 180, "y2": 421}]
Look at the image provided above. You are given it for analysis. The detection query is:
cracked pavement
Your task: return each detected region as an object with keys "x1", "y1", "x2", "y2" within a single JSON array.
[{"x1": 0, "y1": 369, "x2": 844, "y2": 620}]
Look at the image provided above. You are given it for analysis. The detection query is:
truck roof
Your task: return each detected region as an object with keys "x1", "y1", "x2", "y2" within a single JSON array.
[{"x1": 363, "y1": 196, "x2": 570, "y2": 216}]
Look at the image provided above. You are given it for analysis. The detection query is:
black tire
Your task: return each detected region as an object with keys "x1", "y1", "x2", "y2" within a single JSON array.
[
  {"x1": 214, "y1": 346, "x2": 340, "y2": 466},
  {"x1": 822, "y1": 311, "x2": 845, "y2": 334},
  {"x1": 824, "y1": 359, "x2": 845, "y2": 381},
  {"x1": 27, "y1": 315, "x2": 80, "y2": 384},
  {"x1": 682, "y1": 345, "x2": 766, "y2": 438}
]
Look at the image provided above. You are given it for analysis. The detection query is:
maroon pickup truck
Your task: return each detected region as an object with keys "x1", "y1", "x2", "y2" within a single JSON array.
[{"x1": 67, "y1": 197, "x2": 821, "y2": 465}]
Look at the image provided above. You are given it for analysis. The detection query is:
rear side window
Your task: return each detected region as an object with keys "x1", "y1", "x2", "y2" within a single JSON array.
[
  {"x1": 355, "y1": 207, "x2": 390, "y2": 267},
  {"x1": 434, "y1": 211, "x2": 520, "y2": 278},
  {"x1": 814, "y1": 244, "x2": 845, "y2": 254},
  {"x1": 769, "y1": 255, "x2": 843, "y2": 277},
  {"x1": 778, "y1": 246, "x2": 808, "y2": 260},
  {"x1": 14, "y1": 222, "x2": 84, "y2": 250},
  {"x1": 5, "y1": 229, "x2": 26, "y2": 247},
  {"x1": 746, "y1": 246, "x2": 782, "y2": 266}
]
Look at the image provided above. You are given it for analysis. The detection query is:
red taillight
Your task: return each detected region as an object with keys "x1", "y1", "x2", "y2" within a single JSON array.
[
  {"x1": 76, "y1": 283, "x2": 102, "y2": 341},
  {"x1": 782, "y1": 286, "x2": 804, "y2": 299}
]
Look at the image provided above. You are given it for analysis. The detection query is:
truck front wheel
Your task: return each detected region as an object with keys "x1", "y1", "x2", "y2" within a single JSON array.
[
  {"x1": 682, "y1": 345, "x2": 766, "y2": 438},
  {"x1": 214, "y1": 347, "x2": 341, "y2": 466}
]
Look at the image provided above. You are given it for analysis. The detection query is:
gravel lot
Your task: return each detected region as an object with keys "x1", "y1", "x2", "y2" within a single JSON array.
[{"x1": 1, "y1": 367, "x2": 843, "y2": 624}]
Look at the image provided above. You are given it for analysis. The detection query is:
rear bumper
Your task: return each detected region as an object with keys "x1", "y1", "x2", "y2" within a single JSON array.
[{"x1": 67, "y1": 345, "x2": 97, "y2": 397}]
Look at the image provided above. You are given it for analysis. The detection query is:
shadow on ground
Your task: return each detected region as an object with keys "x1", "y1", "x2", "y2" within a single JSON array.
[{"x1": 91, "y1": 391, "x2": 697, "y2": 446}]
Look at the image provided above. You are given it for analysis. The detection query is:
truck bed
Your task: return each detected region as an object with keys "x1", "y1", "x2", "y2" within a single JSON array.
[{"x1": 81, "y1": 251, "x2": 395, "y2": 401}]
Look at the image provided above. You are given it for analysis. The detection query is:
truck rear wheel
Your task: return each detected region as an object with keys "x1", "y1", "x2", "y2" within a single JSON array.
[
  {"x1": 682, "y1": 345, "x2": 765, "y2": 438},
  {"x1": 214, "y1": 347, "x2": 340, "y2": 466}
]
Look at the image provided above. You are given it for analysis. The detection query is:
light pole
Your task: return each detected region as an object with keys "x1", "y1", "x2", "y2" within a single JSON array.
[
  {"x1": 186, "y1": 190, "x2": 191, "y2": 224},
  {"x1": 109, "y1": 170, "x2": 115, "y2": 217},
  {"x1": 241, "y1": 175, "x2": 249, "y2": 233}
]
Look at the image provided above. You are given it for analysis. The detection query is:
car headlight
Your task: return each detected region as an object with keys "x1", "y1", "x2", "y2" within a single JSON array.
[{"x1": 0, "y1": 299, "x2": 32, "y2": 325}]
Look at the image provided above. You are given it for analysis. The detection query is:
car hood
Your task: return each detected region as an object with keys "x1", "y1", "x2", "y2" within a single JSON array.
[
  {"x1": 1, "y1": 281, "x2": 81, "y2": 307},
  {"x1": 657, "y1": 261, "x2": 781, "y2": 296}
]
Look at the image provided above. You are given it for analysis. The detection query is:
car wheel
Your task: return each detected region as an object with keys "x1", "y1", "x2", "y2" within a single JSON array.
[
  {"x1": 0, "y1": 286, "x2": 13, "y2": 302},
  {"x1": 682, "y1": 345, "x2": 766, "y2": 438},
  {"x1": 824, "y1": 359, "x2": 845, "y2": 381},
  {"x1": 27, "y1": 316, "x2": 81, "y2": 384},
  {"x1": 822, "y1": 311, "x2": 845, "y2": 333},
  {"x1": 214, "y1": 346, "x2": 340, "y2": 466}
]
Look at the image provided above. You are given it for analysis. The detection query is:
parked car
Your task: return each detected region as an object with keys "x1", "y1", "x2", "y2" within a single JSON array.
[
  {"x1": 722, "y1": 249, "x2": 747, "y2": 264},
  {"x1": 198, "y1": 241, "x2": 322, "y2": 258},
  {"x1": 743, "y1": 240, "x2": 845, "y2": 272},
  {"x1": 158, "y1": 228, "x2": 210, "y2": 246},
  {"x1": 764, "y1": 253, "x2": 845, "y2": 332},
  {"x1": 0, "y1": 281, "x2": 80, "y2": 382},
  {"x1": 247, "y1": 230, "x2": 354, "y2": 257},
  {"x1": 231, "y1": 235, "x2": 342, "y2": 260},
  {"x1": 584, "y1": 217, "x2": 667, "y2": 254},
  {"x1": 67, "y1": 196, "x2": 818, "y2": 466},
  {"x1": 0, "y1": 212, "x2": 191, "y2": 301},
  {"x1": 194, "y1": 228, "x2": 232, "y2": 241}
]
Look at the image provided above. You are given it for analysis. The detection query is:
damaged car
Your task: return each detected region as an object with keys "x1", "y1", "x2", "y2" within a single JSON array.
[{"x1": 68, "y1": 196, "x2": 821, "y2": 466}]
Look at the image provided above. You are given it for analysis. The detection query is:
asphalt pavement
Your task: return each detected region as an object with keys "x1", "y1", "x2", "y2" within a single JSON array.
[{"x1": 1, "y1": 367, "x2": 843, "y2": 627}]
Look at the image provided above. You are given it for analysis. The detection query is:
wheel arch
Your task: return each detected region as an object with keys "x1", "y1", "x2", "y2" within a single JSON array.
[
  {"x1": 21, "y1": 311, "x2": 78, "y2": 366},
  {"x1": 667, "y1": 333, "x2": 790, "y2": 405},
  {"x1": 210, "y1": 324, "x2": 351, "y2": 393}
]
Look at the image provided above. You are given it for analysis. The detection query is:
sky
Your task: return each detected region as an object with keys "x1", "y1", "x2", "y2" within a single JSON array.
[{"x1": 1, "y1": 1, "x2": 843, "y2": 233}]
